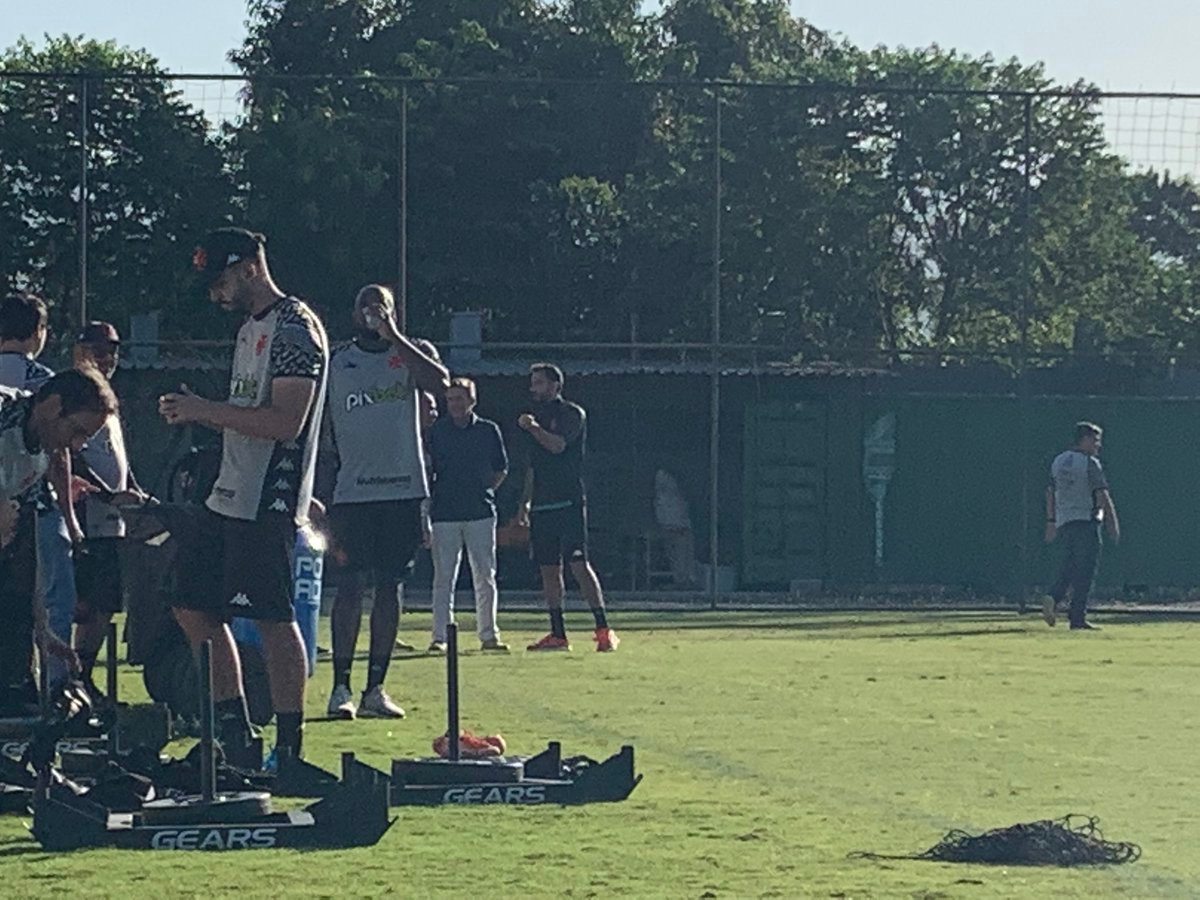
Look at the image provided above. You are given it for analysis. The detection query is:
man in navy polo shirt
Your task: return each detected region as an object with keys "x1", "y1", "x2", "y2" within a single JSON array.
[{"x1": 427, "y1": 378, "x2": 509, "y2": 653}]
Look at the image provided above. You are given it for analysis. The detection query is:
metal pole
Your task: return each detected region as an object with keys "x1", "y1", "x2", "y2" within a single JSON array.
[
  {"x1": 106, "y1": 621, "x2": 119, "y2": 755},
  {"x1": 199, "y1": 640, "x2": 216, "y2": 802},
  {"x1": 397, "y1": 84, "x2": 409, "y2": 332},
  {"x1": 78, "y1": 77, "x2": 89, "y2": 329},
  {"x1": 1016, "y1": 95, "x2": 1034, "y2": 614},
  {"x1": 446, "y1": 622, "x2": 460, "y2": 762},
  {"x1": 708, "y1": 89, "x2": 723, "y2": 610}
]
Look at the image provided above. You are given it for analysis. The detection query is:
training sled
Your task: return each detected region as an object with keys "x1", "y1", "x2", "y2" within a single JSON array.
[
  {"x1": 379, "y1": 623, "x2": 641, "y2": 807},
  {"x1": 0, "y1": 626, "x2": 172, "y2": 814},
  {"x1": 30, "y1": 641, "x2": 393, "y2": 852}
]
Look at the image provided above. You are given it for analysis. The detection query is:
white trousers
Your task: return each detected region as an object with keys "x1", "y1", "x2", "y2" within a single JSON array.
[{"x1": 431, "y1": 517, "x2": 500, "y2": 642}]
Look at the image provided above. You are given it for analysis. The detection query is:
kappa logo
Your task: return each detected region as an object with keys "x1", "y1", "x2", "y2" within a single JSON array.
[
  {"x1": 230, "y1": 593, "x2": 252, "y2": 608},
  {"x1": 269, "y1": 499, "x2": 289, "y2": 513},
  {"x1": 273, "y1": 478, "x2": 291, "y2": 491},
  {"x1": 276, "y1": 459, "x2": 296, "y2": 472},
  {"x1": 150, "y1": 827, "x2": 278, "y2": 850},
  {"x1": 441, "y1": 785, "x2": 547, "y2": 804}
]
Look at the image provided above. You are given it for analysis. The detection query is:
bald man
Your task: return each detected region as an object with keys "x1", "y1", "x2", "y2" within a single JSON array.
[{"x1": 318, "y1": 285, "x2": 449, "y2": 720}]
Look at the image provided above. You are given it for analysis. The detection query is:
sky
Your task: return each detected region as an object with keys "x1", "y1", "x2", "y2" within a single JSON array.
[
  {"x1": 2, "y1": 0, "x2": 1199, "y2": 91},
  {"x1": 4, "y1": 1, "x2": 1200, "y2": 174}
]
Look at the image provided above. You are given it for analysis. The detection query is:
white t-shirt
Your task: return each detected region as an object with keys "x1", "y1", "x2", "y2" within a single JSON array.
[
  {"x1": 1050, "y1": 450, "x2": 1108, "y2": 527},
  {"x1": 206, "y1": 296, "x2": 329, "y2": 525}
]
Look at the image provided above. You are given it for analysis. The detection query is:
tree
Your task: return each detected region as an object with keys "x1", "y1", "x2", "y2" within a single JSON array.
[{"x1": 0, "y1": 37, "x2": 233, "y2": 338}]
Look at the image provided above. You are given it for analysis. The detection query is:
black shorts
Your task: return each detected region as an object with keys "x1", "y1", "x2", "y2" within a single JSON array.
[
  {"x1": 530, "y1": 502, "x2": 588, "y2": 567},
  {"x1": 74, "y1": 538, "x2": 124, "y2": 618},
  {"x1": 174, "y1": 509, "x2": 296, "y2": 622},
  {"x1": 328, "y1": 499, "x2": 423, "y2": 580}
]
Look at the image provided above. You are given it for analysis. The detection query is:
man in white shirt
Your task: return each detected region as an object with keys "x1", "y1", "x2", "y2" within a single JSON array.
[{"x1": 1043, "y1": 422, "x2": 1120, "y2": 631}]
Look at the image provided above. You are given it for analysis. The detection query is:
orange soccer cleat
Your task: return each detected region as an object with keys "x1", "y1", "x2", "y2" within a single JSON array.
[{"x1": 526, "y1": 634, "x2": 571, "y2": 652}]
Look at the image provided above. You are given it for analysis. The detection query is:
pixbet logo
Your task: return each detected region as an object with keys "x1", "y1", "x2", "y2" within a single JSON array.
[
  {"x1": 150, "y1": 827, "x2": 279, "y2": 850},
  {"x1": 441, "y1": 785, "x2": 547, "y2": 804},
  {"x1": 344, "y1": 382, "x2": 406, "y2": 412}
]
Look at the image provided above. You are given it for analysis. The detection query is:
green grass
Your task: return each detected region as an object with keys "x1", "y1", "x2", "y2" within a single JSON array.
[{"x1": 3, "y1": 611, "x2": 1200, "y2": 898}]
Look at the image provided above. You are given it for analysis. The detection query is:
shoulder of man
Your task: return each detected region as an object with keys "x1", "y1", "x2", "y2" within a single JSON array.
[
  {"x1": 27, "y1": 359, "x2": 55, "y2": 387},
  {"x1": 0, "y1": 386, "x2": 31, "y2": 428}
]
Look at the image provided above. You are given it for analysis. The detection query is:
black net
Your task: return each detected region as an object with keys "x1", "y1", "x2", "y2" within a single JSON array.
[{"x1": 852, "y1": 815, "x2": 1141, "y2": 867}]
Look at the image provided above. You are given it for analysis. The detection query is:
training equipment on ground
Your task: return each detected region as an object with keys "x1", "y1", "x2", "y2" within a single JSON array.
[
  {"x1": 851, "y1": 815, "x2": 1141, "y2": 866},
  {"x1": 0, "y1": 625, "x2": 171, "y2": 812},
  {"x1": 29, "y1": 640, "x2": 393, "y2": 851},
  {"x1": 373, "y1": 622, "x2": 640, "y2": 806}
]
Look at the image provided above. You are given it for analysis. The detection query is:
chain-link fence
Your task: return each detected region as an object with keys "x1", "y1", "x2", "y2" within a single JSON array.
[{"x1": 5, "y1": 72, "x2": 1200, "y2": 603}]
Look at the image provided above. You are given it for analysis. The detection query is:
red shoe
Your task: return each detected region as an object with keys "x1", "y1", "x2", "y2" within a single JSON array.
[
  {"x1": 527, "y1": 634, "x2": 571, "y2": 652},
  {"x1": 433, "y1": 731, "x2": 505, "y2": 759},
  {"x1": 595, "y1": 627, "x2": 620, "y2": 652}
]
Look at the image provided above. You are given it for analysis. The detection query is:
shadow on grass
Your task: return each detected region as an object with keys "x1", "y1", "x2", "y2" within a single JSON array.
[
  {"x1": 609, "y1": 614, "x2": 1029, "y2": 634},
  {"x1": 0, "y1": 841, "x2": 53, "y2": 859}
]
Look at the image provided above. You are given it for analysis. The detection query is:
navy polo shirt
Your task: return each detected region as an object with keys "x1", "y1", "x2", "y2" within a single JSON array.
[{"x1": 428, "y1": 413, "x2": 508, "y2": 522}]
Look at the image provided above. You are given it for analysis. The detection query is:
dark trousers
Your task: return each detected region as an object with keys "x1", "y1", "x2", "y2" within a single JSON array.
[{"x1": 1050, "y1": 520, "x2": 1102, "y2": 626}]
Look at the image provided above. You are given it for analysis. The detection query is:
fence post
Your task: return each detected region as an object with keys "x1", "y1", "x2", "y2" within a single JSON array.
[
  {"x1": 708, "y1": 88, "x2": 723, "y2": 610},
  {"x1": 397, "y1": 83, "x2": 409, "y2": 332},
  {"x1": 1016, "y1": 93, "x2": 1034, "y2": 613},
  {"x1": 78, "y1": 76, "x2": 89, "y2": 330}
]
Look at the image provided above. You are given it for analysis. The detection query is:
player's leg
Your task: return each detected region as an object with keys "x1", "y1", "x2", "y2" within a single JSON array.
[
  {"x1": 172, "y1": 510, "x2": 252, "y2": 747},
  {"x1": 464, "y1": 516, "x2": 505, "y2": 650},
  {"x1": 36, "y1": 506, "x2": 76, "y2": 688},
  {"x1": 527, "y1": 507, "x2": 569, "y2": 650},
  {"x1": 359, "y1": 500, "x2": 422, "y2": 718},
  {"x1": 239, "y1": 515, "x2": 307, "y2": 756},
  {"x1": 73, "y1": 539, "x2": 123, "y2": 698},
  {"x1": 327, "y1": 504, "x2": 367, "y2": 719},
  {"x1": 0, "y1": 513, "x2": 39, "y2": 714},
  {"x1": 1068, "y1": 523, "x2": 1102, "y2": 630},
  {"x1": 564, "y1": 503, "x2": 618, "y2": 651},
  {"x1": 430, "y1": 520, "x2": 466, "y2": 651}
]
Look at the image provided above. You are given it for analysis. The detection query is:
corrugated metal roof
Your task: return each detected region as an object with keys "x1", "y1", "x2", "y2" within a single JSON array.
[{"x1": 120, "y1": 347, "x2": 889, "y2": 378}]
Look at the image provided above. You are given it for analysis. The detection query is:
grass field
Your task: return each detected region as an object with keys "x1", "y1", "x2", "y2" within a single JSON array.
[{"x1": 3, "y1": 610, "x2": 1199, "y2": 898}]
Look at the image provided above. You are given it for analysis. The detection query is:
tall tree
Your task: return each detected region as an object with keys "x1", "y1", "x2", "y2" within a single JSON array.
[{"x1": 0, "y1": 37, "x2": 233, "y2": 338}]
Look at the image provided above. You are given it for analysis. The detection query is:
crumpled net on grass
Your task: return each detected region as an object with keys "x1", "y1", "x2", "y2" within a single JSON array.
[{"x1": 851, "y1": 815, "x2": 1140, "y2": 866}]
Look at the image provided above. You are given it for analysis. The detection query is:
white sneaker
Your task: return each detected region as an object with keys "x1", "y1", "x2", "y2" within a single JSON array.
[
  {"x1": 327, "y1": 684, "x2": 357, "y2": 720},
  {"x1": 394, "y1": 637, "x2": 417, "y2": 653},
  {"x1": 359, "y1": 685, "x2": 406, "y2": 719}
]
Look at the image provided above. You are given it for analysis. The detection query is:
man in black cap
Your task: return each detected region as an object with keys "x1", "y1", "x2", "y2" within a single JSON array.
[
  {"x1": 160, "y1": 228, "x2": 329, "y2": 761},
  {"x1": 70, "y1": 322, "x2": 152, "y2": 698}
]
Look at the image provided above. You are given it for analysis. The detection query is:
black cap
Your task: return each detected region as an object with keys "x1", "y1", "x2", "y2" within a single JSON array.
[
  {"x1": 192, "y1": 227, "x2": 266, "y2": 285},
  {"x1": 76, "y1": 321, "x2": 121, "y2": 346}
]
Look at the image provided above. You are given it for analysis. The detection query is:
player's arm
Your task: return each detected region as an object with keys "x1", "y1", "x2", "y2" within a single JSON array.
[
  {"x1": 379, "y1": 322, "x2": 450, "y2": 397},
  {"x1": 32, "y1": 579, "x2": 78, "y2": 669},
  {"x1": 518, "y1": 406, "x2": 583, "y2": 456},
  {"x1": 48, "y1": 448, "x2": 85, "y2": 544},
  {"x1": 1097, "y1": 489, "x2": 1120, "y2": 543},
  {"x1": 1088, "y1": 456, "x2": 1118, "y2": 543},
  {"x1": 489, "y1": 423, "x2": 508, "y2": 490},
  {"x1": 164, "y1": 378, "x2": 318, "y2": 442},
  {"x1": 313, "y1": 397, "x2": 339, "y2": 503},
  {"x1": 517, "y1": 466, "x2": 533, "y2": 525}
]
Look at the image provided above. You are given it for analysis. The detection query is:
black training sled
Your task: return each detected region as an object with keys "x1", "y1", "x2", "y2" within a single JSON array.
[
  {"x1": 382, "y1": 623, "x2": 641, "y2": 807},
  {"x1": 30, "y1": 642, "x2": 393, "y2": 852}
]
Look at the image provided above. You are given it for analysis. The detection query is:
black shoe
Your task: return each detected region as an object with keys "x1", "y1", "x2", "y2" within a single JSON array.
[{"x1": 1069, "y1": 621, "x2": 1102, "y2": 631}]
